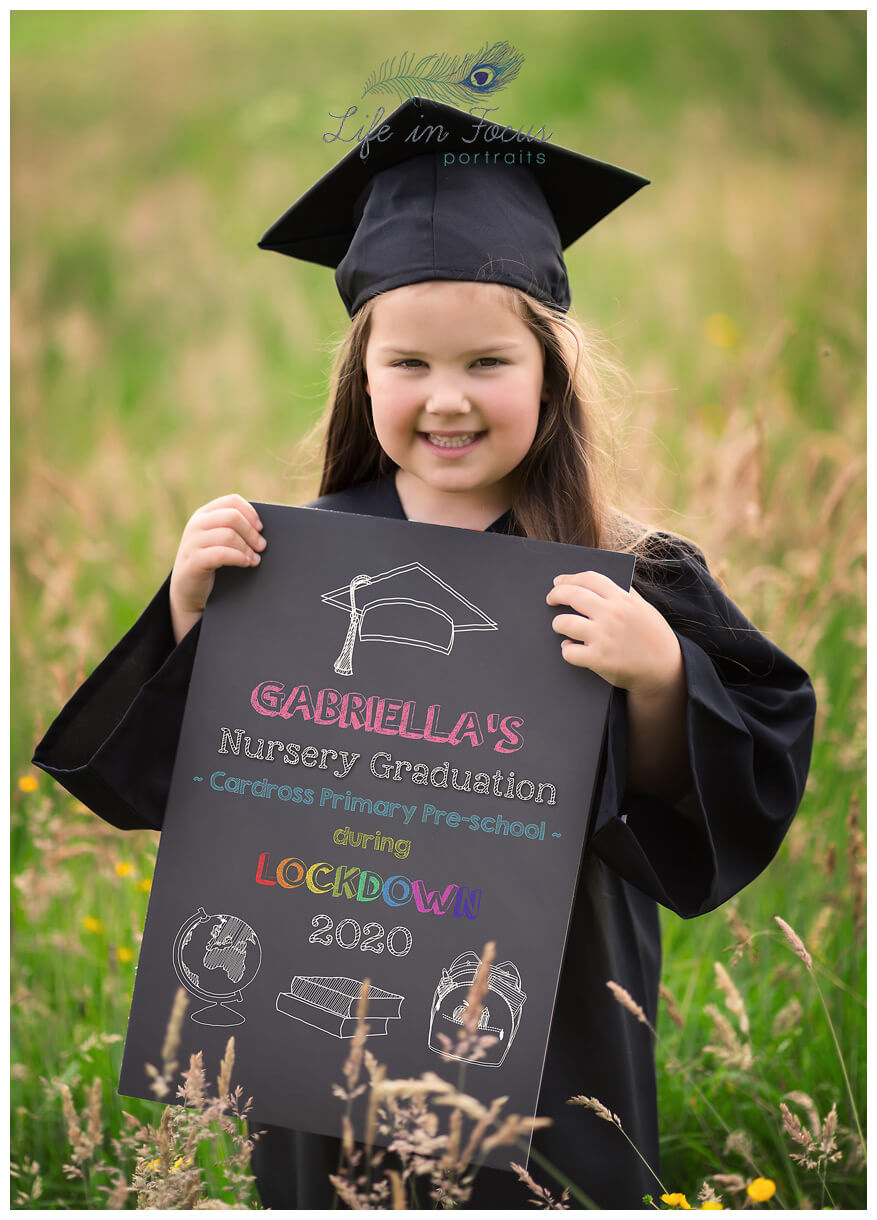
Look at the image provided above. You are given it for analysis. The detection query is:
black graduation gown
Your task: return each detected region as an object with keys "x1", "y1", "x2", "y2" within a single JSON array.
[{"x1": 33, "y1": 477, "x2": 816, "y2": 1210}]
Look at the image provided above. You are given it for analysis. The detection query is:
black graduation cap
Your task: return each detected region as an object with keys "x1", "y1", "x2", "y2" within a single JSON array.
[
  {"x1": 321, "y1": 562, "x2": 498, "y2": 676},
  {"x1": 259, "y1": 97, "x2": 648, "y2": 315}
]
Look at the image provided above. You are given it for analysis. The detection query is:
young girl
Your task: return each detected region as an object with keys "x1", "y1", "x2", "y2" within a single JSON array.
[{"x1": 34, "y1": 98, "x2": 816, "y2": 1210}]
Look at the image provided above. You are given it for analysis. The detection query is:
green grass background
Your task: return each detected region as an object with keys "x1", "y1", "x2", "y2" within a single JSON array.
[{"x1": 12, "y1": 10, "x2": 865, "y2": 1209}]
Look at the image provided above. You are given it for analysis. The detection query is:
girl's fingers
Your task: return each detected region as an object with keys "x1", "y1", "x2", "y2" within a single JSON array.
[
  {"x1": 551, "y1": 613, "x2": 592, "y2": 643},
  {"x1": 546, "y1": 583, "x2": 605, "y2": 618},
  {"x1": 198, "y1": 545, "x2": 260, "y2": 570},
  {"x1": 197, "y1": 507, "x2": 266, "y2": 552},
  {"x1": 198, "y1": 494, "x2": 264, "y2": 533},
  {"x1": 552, "y1": 571, "x2": 623, "y2": 599},
  {"x1": 193, "y1": 528, "x2": 261, "y2": 566},
  {"x1": 559, "y1": 640, "x2": 592, "y2": 669},
  {"x1": 560, "y1": 639, "x2": 620, "y2": 685}
]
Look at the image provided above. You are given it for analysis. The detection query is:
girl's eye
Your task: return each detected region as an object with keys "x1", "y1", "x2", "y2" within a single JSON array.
[{"x1": 392, "y1": 357, "x2": 505, "y2": 369}]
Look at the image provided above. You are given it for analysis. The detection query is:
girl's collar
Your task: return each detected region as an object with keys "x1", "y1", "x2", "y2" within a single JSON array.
[{"x1": 386, "y1": 474, "x2": 513, "y2": 535}]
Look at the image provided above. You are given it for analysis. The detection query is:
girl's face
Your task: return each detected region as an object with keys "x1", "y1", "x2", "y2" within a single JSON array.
[{"x1": 364, "y1": 281, "x2": 547, "y2": 517}]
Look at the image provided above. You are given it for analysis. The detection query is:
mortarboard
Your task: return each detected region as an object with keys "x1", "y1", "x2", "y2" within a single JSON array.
[
  {"x1": 259, "y1": 97, "x2": 648, "y2": 315},
  {"x1": 321, "y1": 561, "x2": 497, "y2": 676}
]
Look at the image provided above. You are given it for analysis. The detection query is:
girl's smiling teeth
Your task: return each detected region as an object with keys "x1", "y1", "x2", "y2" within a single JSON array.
[{"x1": 420, "y1": 430, "x2": 485, "y2": 450}]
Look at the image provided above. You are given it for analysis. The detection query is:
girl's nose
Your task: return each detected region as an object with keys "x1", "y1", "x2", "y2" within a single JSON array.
[{"x1": 424, "y1": 378, "x2": 472, "y2": 415}]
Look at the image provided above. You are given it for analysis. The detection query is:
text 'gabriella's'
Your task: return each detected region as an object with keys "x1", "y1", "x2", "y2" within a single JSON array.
[{"x1": 250, "y1": 681, "x2": 524, "y2": 753}]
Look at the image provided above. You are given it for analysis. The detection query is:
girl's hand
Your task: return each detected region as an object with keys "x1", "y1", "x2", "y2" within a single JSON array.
[
  {"x1": 546, "y1": 571, "x2": 681, "y2": 696},
  {"x1": 169, "y1": 494, "x2": 266, "y2": 644},
  {"x1": 547, "y1": 571, "x2": 691, "y2": 801}
]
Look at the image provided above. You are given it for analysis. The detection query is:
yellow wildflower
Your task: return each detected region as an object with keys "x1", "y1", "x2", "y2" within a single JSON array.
[
  {"x1": 700, "y1": 1204, "x2": 723, "y2": 1211},
  {"x1": 136, "y1": 878, "x2": 152, "y2": 893},
  {"x1": 145, "y1": 1158, "x2": 160, "y2": 1171},
  {"x1": 661, "y1": 1193, "x2": 692, "y2": 1209},
  {"x1": 170, "y1": 1156, "x2": 191, "y2": 1172},
  {"x1": 117, "y1": 946, "x2": 135, "y2": 964},
  {"x1": 17, "y1": 775, "x2": 38, "y2": 792},
  {"x1": 114, "y1": 861, "x2": 134, "y2": 877},
  {"x1": 82, "y1": 916, "x2": 105, "y2": 934},
  {"x1": 747, "y1": 1178, "x2": 776, "y2": 1203},
  {"x1": 704, "y1": 313, "x2": 740, "y2": 350}
]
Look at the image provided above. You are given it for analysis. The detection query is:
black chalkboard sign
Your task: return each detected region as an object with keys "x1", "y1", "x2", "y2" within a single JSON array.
[{"x1": 119, "y1": 504, "x2": 635, "y2": 1169}]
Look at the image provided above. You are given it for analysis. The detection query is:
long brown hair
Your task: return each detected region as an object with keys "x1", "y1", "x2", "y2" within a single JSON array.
[
  {"x1": 309, "y1": 282, "x2": 723, "y2": 655},
  {"x1": 317, "y1": 282, "x2": 652, "y2": 553}
]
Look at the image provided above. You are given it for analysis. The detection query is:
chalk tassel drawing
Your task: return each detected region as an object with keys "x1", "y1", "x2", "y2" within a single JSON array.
[
  {"x1": 276, "y1": 975, "x2": 405, "y2": 1039},
  {"x1": 322, "y1": 562, "x2": 498, "y2": 677},
  {"x1": 334, "y1": 574, "x2": 372, "y2": 676},
  {"x1": 428, "y1": 951, "x2": 526, "y2": 1067},
  {"x1": 172, "y1": 907, "x2": 262, "y2": 1027}
]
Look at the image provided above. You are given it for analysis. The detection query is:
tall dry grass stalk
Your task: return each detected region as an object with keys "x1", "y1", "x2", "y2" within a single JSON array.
[
  {"x1": 328, "y1": 941, "x2": 591, "y2": 1209},
  {"x1": 845, "y1": 795, "x2": 866, "y2": 936},
  {"x1": 567, "y1": 1096, "x2": 665, "y2": 1195},
  {"x1": 773, "y1": 915, "x2": 866, "y2": 1163},
  {"x1": 702, "y1": 962, "x2": 753, "y2": 1072},
  {"x1": 53, "y1": 994, "x2": 258, "y2": 1209},
  {"x1": 597, "y1": 911, "x2": 865, "y2": 1206},
  {"x1": 596, "y1": 938, "x2": 864, "y2": 1208},
  {"x1": 510, "y1": 1160, "x2": 570, "y2": 1209},
  {"x1": 144, "y1": 986, "x2": 189, "y2": 1100},
  {"x1": 10, "y1": 1156, "x2": 44, "y2": 1207},
  {"x1": 780, "y1": 1094, "x2": 844, "y2": 1208},
  {"x1": 604, "y1": 971, "x2": 764, "y2": 1179}
]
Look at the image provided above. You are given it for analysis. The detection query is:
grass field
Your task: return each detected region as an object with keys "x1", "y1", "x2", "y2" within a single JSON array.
[{"x1": 12, "y1": 11, "x2": 865, "y2": 1209}]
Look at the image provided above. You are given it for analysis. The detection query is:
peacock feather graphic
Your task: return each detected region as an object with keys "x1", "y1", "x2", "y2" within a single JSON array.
[{"x1": 362, "y1": 41, "x2": 524, "y2": 107}]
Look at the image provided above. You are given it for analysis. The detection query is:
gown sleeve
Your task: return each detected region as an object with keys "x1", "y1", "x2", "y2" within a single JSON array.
[
  {"x1": 589, "y1": 535, "x2": 817, "y2": 919},
  {"x1": 31, "y1": 576, "x2": 201, "y2": 832},
  {"x1": 28, "y1": 487, "x2": 389, "y2": 834}
]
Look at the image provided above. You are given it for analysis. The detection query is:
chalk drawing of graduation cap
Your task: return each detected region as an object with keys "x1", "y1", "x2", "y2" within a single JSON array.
[{"x1": 321, "y1": 563, "x2": 498, "y2": 677}]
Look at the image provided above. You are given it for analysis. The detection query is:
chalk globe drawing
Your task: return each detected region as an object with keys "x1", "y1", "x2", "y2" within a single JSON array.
[{"x1": 172, "y1": 907, "x2": 262, "y2": 1027}]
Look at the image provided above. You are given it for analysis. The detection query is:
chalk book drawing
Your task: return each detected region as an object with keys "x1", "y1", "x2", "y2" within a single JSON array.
[
  {"x1": 321, "y1": 563, "x2": 498, "y2": 676},
  {"x1": 172, "y1": 907, "x2": 262, "y2": 1027},
  {"x1": 428, "y1": 951, "x2": 527, "y2": 1067},
  {"x1": 276, "y1": 975, "x2": 405, "y2": 1038}
]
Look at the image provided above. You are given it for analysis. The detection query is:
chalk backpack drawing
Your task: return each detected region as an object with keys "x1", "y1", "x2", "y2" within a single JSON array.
[
  {"x1": 427, "y1": 951, "x2": 526, "y2": 1067},
  {"x1": 321, "y1": 562, "x2": 498, "y2": 676}
]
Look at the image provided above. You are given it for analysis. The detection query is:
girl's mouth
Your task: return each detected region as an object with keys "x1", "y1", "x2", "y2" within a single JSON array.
[{"x1": 419, "y1": 431, "x2": 485, "y2": 456}]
